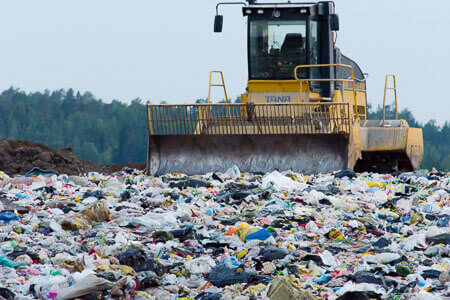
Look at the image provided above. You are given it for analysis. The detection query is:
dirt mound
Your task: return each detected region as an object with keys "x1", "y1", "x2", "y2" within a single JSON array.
[{"x1": 0, "y1": 139, "x2": 145, "y2": 176}]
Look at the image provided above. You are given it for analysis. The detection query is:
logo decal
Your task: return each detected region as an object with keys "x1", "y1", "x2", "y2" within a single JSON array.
[{"x1": 265, "y1": 96, "x2": 291, "y2": 103}]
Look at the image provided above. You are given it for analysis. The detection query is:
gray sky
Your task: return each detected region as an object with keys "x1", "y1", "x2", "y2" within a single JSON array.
[{"x1": 0, "y1": 0, "x2": 449, "y2": 125}]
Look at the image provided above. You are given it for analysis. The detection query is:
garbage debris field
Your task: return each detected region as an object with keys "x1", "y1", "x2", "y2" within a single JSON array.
[{"x1": 0, "y1": 166, "x2": 448, "y2": 299}]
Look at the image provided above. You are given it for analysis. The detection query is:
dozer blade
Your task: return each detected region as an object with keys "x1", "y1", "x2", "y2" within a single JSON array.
[
  {"x1": 148, "y1": 134, "x2": 348, "y2": 176},
  {"x1": 146, "y1": 102, "x2": 353, "y2": 176}
]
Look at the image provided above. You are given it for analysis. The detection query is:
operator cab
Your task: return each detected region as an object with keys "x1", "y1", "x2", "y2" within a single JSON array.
[
  {"x1": 244, "y1": 5, "x2": 319, "y2": 80},
  {"x1": 243, "y1": 2, "x2": 338, "y2": 97},
  {"x1": 215, "y1": 1, "x2": 365, "y2": 99}
]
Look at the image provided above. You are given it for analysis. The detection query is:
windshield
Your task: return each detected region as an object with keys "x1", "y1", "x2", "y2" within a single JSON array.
[{"x1": 249, "y1": 19, "x2": 308, "y2": 80}]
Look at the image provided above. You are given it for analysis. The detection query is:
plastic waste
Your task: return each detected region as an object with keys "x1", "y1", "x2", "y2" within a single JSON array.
[
  {"x1": 364, "y1": 253, "x2": 401, "y2": 264},
  {"x1": 25, "y1": 166, "x2": 58, "y2": 177},
  {"x1": 243, "y1": 228, "x2": 272, "y2": 242},
  {"x1": 132, "y1": 212, "x2": 178, "y2": 230},
  {"x1": 353, "y1": 271, "x2": 396, "y2": 287},
  {"x1": 260, "y1": 245, "x2": 290, "y2": 261},
  {"x1": 0, "y1": 288, "x2": 15, "y2": 300},
  {"x1": 439, "y1": 270, "x2": 450, "y2": 285},
  {"x1": 421, "y1": 269, "x2": 441, "y2": 279},
  {"x1": 185, "y1": 256, "x2": 216, "y2": 274},
  {"x1": 117, "y1": 249, "x2": 164, "y2": 275},
  {"x1": 425, "y1": 233, "x2": 450, "y2": 245},
  {"x1": 417, "y1": 291, "x2": 443, "y2": 300},
  {"x1": 225, "y1": 165, "x2": 241, "y2": 178},
  {"x1": 207, "y1": 266, "x2": 263, "y2": 288},
  {"x1": 169, "y1": 179, "x2": 210, "y2": 189},
  {"x1": 0, "y1": 165, "x2": 446, "y2": 299},
  {"x1": 396, "y1": 264, "x2": 413, "y2": 277},
  {"x1": 56, "y1": 274, "x2": 113, "y2": 300},
  {"x1": 0, "y1": 256, "x2": 28, "y2": 268},
  {"x1": 336, "y1": 282, "x2": 386, "y2": 298},
  {"x1": 372, "y1": 237, "x2": 391, "y2": 248},
  {"x1": 267, "y1": 276, "x2": 317, "y2": 300},
  {"x1": 320, "y1": 250, "x2": 337, "y2": 267},
  {"x1": 0, "y1": 171, "x2": 10, "y2": 180},
  {"x1": 67, "y1": 175, "x2": 90, "y2": 186},
  {"x1": 262, "y1": 171, "x2": 307, "y2": 191},
  {"x1": 81, "y1": 199, "x2": 110, "y2": 222},
  {"x1": 424, "y1": 244, "x2": 450, "y2": 257},
  {"x1": 0, "y1": 211, "x2": 20, "y2": 223},
  {"x1": 110, "y1": 276, "x2": 136, "y2": 298},
  {"x1": 334, "y1": 169, "x2": 357, "y2": 179},
  {"x1": 82, "y1": 190, "x2": 104, "y2": 199}
]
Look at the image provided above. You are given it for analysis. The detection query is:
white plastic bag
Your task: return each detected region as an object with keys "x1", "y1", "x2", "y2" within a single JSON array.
[
  {"x1": 185, "y1": 256, "x2": 216, "y2": 274},
  {"x1": 262, "y1": 171, "x2": 307, "y2": 191},
  {"x1": 225, "y1": 165, "x2": 241, "y2": 178},
  {"x1": 320, "y1": 250, "x2": 337, "y2": 267},
  {"x1": 364, "y1": 253, "x2": 401, "y2": 264},
  {"x1": 56, "y1": 274, "x2": 113, "y2": 300}
]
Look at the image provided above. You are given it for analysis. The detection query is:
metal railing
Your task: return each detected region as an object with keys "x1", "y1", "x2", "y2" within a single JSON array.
[
  {"x1": 208, "y1": 71, "x2": 229, "y2": 105},
  {"x1": 383, "y1": 73, "x2": 398, "y2": 122},
  {"x1": 294, "y1": 64, "x2": 358, "y2": 117},
  {"x1": 147, "y1": 103, "x2": 351, "y2": 136}
]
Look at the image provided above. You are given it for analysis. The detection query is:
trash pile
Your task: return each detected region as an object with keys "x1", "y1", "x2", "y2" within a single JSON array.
[
  {"x1": 0, "y1": 139, "x2": 145, "y2": 176},
  {"x1": 0, "y1": 166, "x2": 448, "y2": 299}
]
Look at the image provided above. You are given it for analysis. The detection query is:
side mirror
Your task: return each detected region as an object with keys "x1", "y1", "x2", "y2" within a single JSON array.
[
  {"x1": 214, "y1": 15, "x2": 223, "y2": 32},
  {"x1": 330, "y1": 14, "x2": 339, "y2": 31}
]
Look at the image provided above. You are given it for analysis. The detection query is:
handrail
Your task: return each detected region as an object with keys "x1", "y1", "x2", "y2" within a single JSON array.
[
  {"x1": 147, "y1": 103, "x2": 349, "y2": 109},
  {"x1": 147, "y1": 104, "x2": 153, "y2": 135},
  {"x1": 208, "y1": 71, "x2": 229, "y2": 104},
  {"x1": 148, "y1": 102, "x2": 349, "y2": 107},
  {"x1": 382, "y1": 73, "x2": 398, "y2": 122},
  {"x1": 147, "y1": 102, "x2": 351, "y2": 136},
  {"x1": 208, "y1": 70, "x2": 230, "y2": 117},
  {"x1": 216, "y1": 2, "x2": 247, "y2": 15},
  {"x1": 294, "y1": 64, "x2": 358, "y2": 118}
]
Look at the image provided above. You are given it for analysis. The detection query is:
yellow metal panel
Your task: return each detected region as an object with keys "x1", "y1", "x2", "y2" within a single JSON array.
[
  {"x1": 337, "y1": 90, "x2": 366, "y2": 119},
  {"x1": 247, "y1": 80, "x2": 307, "y2": 93},
  {"x1": 241, "y1": 93, "x2": 248, "y2": 104},
  {"x1": 347, "y1": 121, "x2": 362, "y2": 169},
  {"x1": 360, "y1": 127, "x2": 408, "y2": 151},
  {"x1": 400, "y1": 119, "x2": 409, "y2": 127},
  {"x1": 343, "y1": 82, "x2": 366, "y2": 90},
  {"x1": 406, "y1": 127, "x2": 424, "y2": 170},
  {"x1": 357, "y1": 92, "x2": 366, "y2": 107},
  {"x1": 352, "y1": 122, "x2": 360, "y2": 145},
  {"x1": 339, "y1": 90, "x2": 365, "y2": 104},
  {"x1": 333, "y1": 89, "x2": 342, "y2": 102},
  {"x1": 357, "y1": 91, "x2": 367, "y2": 120}
]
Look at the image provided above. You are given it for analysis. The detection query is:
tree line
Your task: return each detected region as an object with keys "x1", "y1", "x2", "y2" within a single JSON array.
[{"x1": 0, "y1": 87, "x2": 448, "y2": 171}]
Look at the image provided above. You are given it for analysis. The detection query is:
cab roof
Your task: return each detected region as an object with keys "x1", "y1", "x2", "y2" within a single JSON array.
[{"x1": 242, "y1": 1, "x2": 334, "y2": 16}]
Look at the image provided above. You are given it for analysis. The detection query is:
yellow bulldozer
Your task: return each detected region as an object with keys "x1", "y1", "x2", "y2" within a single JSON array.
[{"x1": 146, "y1": 0, "x2": 423, "y2": 176}]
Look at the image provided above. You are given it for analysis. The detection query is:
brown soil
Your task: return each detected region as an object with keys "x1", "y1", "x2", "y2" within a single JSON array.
[{"x1": 0, "y1": 139, "x2": 145, "y2": 176}]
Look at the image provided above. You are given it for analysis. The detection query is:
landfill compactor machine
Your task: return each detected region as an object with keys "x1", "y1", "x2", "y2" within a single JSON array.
[{"x1": 146, "y1": 0, "x2": 424, "y2": 176}]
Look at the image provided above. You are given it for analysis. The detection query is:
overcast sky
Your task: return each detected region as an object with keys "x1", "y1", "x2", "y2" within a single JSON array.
[{"x1": 0, "y1": 0, "x2": 448, "y2": 124}]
